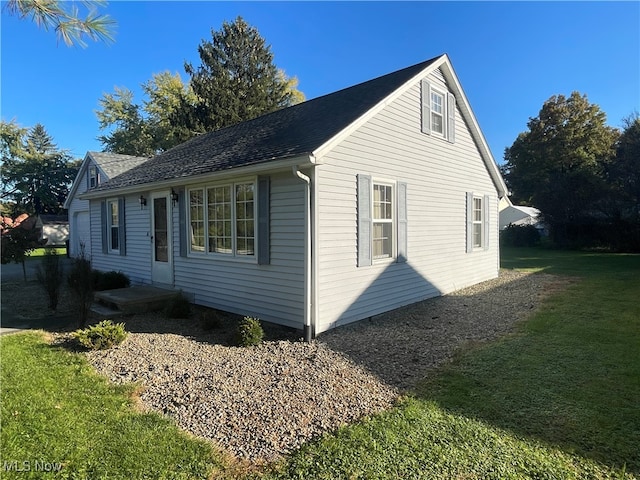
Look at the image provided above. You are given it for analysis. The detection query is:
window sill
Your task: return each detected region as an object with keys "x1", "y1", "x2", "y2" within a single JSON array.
[{"x1": 186, "y1": 251, "x2": 257, "y2": 264}]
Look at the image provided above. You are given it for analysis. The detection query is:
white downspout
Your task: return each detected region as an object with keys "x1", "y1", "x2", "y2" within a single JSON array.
[{"x1": 292, "y1": 166, "x2": 313, "y2": 342}]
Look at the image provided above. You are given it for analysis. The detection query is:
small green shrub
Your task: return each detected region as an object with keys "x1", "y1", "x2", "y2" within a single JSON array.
[
  {"x1": 94, "y1": 270, "x2": 131, "y2": 291},
  {"x1": 74, "y1": 320, "x2": 128, "y2": 350},
  {"x1": 164, "y1": 292, "x2": 191, "y2": 319},
  {"x1": 237, "y1": 316, "x2": 264, "y2": 347},
  {"x1": 201, "y1": 310, "x2": 222, "y2": 331}
]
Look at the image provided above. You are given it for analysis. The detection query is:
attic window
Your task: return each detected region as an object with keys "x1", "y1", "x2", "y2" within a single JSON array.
[
  {"x1": 89, "y1": 166, "x2": 98, "y2": 188},
  {"x1": 421, "y1": 79, "x2": 456, "y2": 143},
  {"x1": 430, "y1": 90, "x2": 444, "y2": 135}
]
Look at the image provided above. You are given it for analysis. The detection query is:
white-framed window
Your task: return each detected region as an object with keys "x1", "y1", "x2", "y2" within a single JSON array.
[
  {"x1": 189, "y1": 189, "x2": 205, "y2": 252},
  {"x1": 357, "y1": 174, "x2": 407, "y2": 267},
  {"x1": 473, "y1": 196, "x2": 483, "y2": 248},
  {"x1": 89, "y1": 166, "x2": 98, "y2": 188},
  {"x1": 430, "y1": 90, "x2": 445, "y2": 136},
  {"x1": 372, "y1": 183, "x2": 394, "y2": 259},
  {"x1": 188, "y1": 180, "x2": 255, "y2": 258},
  {"x1": 466, "y1": 192, "x2": 489, "y2": 252},
  {"x1": 421, "y1": 79, "x2": 455, "y2": 143},
  {"x1": 107, "y1": 199, "x2": 119, "y2": 252}
]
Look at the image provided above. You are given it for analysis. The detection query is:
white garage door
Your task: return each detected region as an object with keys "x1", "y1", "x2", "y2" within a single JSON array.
[{"x1": 73, "y1": 211, "x2": 90, "y2": 257}]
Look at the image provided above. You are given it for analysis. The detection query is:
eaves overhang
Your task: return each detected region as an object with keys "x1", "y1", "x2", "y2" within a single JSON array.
[{"x1": 79, "y1": 154, "x2": 316, "y2": 200}]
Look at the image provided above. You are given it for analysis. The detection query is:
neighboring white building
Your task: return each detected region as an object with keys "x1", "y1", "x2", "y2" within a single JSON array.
[
  {"x1": 499, "y1": 196, "x2": 545, "y2": 232},
  {"x1": 76, "y1": 54, "x2": 508, "y2": 337},
  {"x1": 64, "y1": 152, "x2": 148, "y2": 257},
  {"x1": 35, "y1": 215, "x2": 69, "y2": 246}
]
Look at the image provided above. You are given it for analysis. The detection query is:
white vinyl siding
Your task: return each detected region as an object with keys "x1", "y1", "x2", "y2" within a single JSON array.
[
  {"x1": 89, "y1": 194, "x2": 151, "y2": 285},
  {"x1": 316, "y1": 67, "x2": 498, "y2": 334},
  {"x1": 174, "y1": 173, "x2": 305, "y2": 329}
]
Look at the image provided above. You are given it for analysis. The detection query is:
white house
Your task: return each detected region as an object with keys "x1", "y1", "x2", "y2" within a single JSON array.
[
  {"x1": 64, "y1": 151, "x2": 148, "y2": 257},
  {"x1": 499, "y1": 196, "x2": 545, "y2": 233},
  {"x1": 35, "y1": 215, "x2": 69, "y2": 246},
  {"x1": 76, "y1": 54, "x2": 507, "y2": 338}
]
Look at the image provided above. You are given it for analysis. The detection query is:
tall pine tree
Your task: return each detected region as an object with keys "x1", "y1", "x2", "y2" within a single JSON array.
[
  {"x1": 1, "y1": 122, "x2": 78, "y2": 215},
  {"x1": 96, "y1": 17, "x2": 303, "y2": 154},
  {"x1": 182, "y1": 16, "x2": 303, "y2": 134}
]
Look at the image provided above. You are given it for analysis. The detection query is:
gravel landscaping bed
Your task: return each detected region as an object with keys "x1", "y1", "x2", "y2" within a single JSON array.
[{"x1": 60, "y1": 269, "x2": 568, "y2": 463}]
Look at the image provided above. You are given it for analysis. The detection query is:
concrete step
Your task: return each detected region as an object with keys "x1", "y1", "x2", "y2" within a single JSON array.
[
  {"x1": 90, "y1": 302, "x2": 124, "y2": 317},
  {"x1": 94, "y1": 286, "x2": 178, "y2": 314}
]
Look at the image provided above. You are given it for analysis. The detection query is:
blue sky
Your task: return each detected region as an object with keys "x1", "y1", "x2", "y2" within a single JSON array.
[{"x1": 2, "y1": 1, "x2": 639, "y2": 163}]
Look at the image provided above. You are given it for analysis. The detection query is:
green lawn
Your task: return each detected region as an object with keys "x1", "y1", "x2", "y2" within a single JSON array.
[
  {"x1": 26, "y1": 247, "x2": 67, "y2": 257},
  {"x1": 262, "y1": 248, "x2": 640, "y2": 479},
  {"x1": 1, "y1": 247, "x2": 638, "y2": 479},
  {"x1": 0, "y1": 332, "x2": 233, "y2": 480}
]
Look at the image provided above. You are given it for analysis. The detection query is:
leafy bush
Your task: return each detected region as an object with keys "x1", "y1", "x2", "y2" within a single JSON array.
[
  {"x1": 237, "y1": 316, "x2": 264, "y2": 347},
  {"x1": 500, "y1": 224, "x2": 541, "y2": 247},
  {"x1": 36, "y1": 247, "x2": 64, "y2": 310},
  {"x1": 74, "y1": 320, "x2": 128, "y2": 350},
  {"x1": 164, "y1": 291, "x2": 191, "y2": 319},
  {"x1": 93, "y1": 270, "x2": 130, "y2": 291}
]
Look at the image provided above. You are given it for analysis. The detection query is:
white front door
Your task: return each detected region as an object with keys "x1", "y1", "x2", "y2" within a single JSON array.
[
  {"x1": 151, "y1": 192, "x2": 173, "y2": 285},
  {"x1": 73, "y1": 211, "x2": 90, "y2": 257}
]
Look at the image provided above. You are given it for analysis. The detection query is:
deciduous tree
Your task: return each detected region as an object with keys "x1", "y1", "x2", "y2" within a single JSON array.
[
  {"x1": 96, "y1": 72, "x2": 198, "y2": 155},
  {"x1": 502, "y1": 92, "x2": 619, "y2": 245}
]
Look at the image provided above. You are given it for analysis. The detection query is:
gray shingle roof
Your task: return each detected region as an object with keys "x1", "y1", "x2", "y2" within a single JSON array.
[
  {"x1": 89, "y1": 152, "x2": 149, "y2": 178},
  {"x1": 92, "y1": 56, "x2": 440, "y2": 193}
]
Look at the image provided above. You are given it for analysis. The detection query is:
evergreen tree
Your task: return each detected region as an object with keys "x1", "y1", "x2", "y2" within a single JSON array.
[
  {"x1": 3, "y1": 0, "x2": 115, "y2": 47},
  {"x1": 96, "y1": 18, "x2": 304, "y2": 154},
  {"x1": 0, "y1": 121, "x2": 78, "y2": 214},
  {"x1": 182, "y1": 16, "x2": 303, "y2": 134}
]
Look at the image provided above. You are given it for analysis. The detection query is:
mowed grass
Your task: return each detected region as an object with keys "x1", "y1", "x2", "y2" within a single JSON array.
[
  {"x1": 0, "y1": 331, "x2": 233, "y2": 480},
  {"x1": 262, "y1": 248, "x2": 639, "y2": 479},
  {"x1": 26, "y1": 247, "x2": 67, "y2": 257},
  {"x1": 1, "y1": 248, "x2": 638, "y2": 479}
]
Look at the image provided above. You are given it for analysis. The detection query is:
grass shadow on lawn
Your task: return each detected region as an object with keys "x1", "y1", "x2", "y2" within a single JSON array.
[{"x1": 415, "y1": 249, "x2": 640, "y2": 475}]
